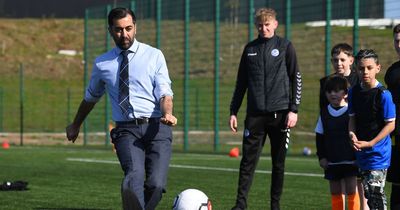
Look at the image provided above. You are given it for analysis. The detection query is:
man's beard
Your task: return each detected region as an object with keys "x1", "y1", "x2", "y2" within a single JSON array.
[{"x1": 116, "y1": 38, "x2": 133, "y2": 50}]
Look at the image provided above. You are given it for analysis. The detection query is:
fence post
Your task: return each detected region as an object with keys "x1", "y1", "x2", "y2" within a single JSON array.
[
  {"x1": 325, "y1": 0, "x2": 332, "y2": 76},
  {"x1": 353, "y1": 0, "x2": 359, "y2": 54},
  {"x1": 156, "y1": 0, "x2": 161, "y2": 49},
  {"x1": 214, "y1": 0, "x2": 220, "y2": 152},
  {"x1": 265, "y1": 0, "x2": 271, "y2": 7},
  {"x1": 285, "y1": 0, "x2": 291, "y2": 40},
  {"x1": 183, "y1": 0, "x2": 190, "y2": 152},
  {"x1": 248, "y1": 0, "x2": 254, "y2": 42},
  {"x1": 83, "y1": 9, "x2": 89, "y2": 146},
  {"x1": 130, "y1": 1, "x2": 136, "y2": 12},
  {"x1": 104, "y1": 4, "x2": 112, "y2": 146},
  {"x1": 19, "y1": 63, "x2": 24, "y2": 146}
]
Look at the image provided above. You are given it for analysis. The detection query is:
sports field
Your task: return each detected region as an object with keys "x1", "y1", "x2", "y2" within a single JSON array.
[{"x1": 0, "y1": 145, "x2": 393, "y2": 209}]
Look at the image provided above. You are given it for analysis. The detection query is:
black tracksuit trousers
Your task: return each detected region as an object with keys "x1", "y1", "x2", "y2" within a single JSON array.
[{"x1": 232, "y1": 111, "x2": 290, "y2": 210}]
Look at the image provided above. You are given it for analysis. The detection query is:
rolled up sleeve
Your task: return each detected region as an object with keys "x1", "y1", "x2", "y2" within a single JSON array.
[
  {"x1": 153, "y1": 51, "x2": 173, "y2": 101},
  {"x1": 84, "y1": 63, "x2": 105, "y2": 103}
]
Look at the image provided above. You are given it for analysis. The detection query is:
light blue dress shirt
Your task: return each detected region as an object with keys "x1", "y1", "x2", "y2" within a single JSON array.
[{"x1": 85, "y1": 39, "x2": 173, "y2": 121}]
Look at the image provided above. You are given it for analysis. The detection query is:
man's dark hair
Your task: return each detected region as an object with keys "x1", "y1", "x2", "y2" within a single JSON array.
[
  {"x1": 331, "y1": 43, "x2": 353, "y2": 57},
  {"x1": 355, "y1": 49, "x2": 379, "y2": 65},
  {"x1": 393, "y1": 23, "x2": 400, "y2": 35},
  {"x1": 108, "y1": 7, "x2": 136, "y2": 27},
  {"x1": 324, "y1": 75, "x2": 349, "y2": 94}
]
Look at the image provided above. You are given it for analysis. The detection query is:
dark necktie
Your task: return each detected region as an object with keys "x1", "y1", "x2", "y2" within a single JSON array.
[{"x1": 118, "y1": 50, "x2": 131, "y2": 118}]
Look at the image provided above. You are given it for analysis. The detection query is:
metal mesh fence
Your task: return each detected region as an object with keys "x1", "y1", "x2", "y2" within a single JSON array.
[{"x1": 1, "y1": 0, "x2": 400, "y2": 147}]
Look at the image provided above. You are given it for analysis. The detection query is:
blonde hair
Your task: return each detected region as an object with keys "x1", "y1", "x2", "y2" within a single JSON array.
[{"x1": 255, "y1": 8, "x2": 277, "y2": 23}]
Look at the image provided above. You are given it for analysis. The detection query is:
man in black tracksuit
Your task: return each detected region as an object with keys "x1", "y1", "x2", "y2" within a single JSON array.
[{"x1": 229, "y1": 8, "x2": 302, "y2": 210}]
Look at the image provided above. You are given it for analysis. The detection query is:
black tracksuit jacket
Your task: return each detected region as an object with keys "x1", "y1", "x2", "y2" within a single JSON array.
[{"x1": 230, "y1": 35, "x2": 302, "y2": 115}]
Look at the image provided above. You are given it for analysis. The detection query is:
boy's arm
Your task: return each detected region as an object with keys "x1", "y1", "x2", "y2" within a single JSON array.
[
  {"x1": 315, "y1": 133, "x2": 328, "y2": 169},
  {"x1": 352, "y1": 89, "x2": 396, "y2": 149},
  {"x1": 315, "y1": 133, "x2": 326, "y2": 160},
  {"x1": 314, "y1": 117, "x2": 328, "y2": 169},
  {"x1": 348, "y1": 115, "x2": 356, "y2": 134},
  {"x1": 353, "y1": 121, "x2": 395, "y2": 149},
  {"x1": 314, "y1": 116, "x2": 326, "y2": 160},
  {"x1": 348, "y1": 115, "x2": 360, "y2": 151},
  {"x1": 355, "y1": 88, "x2": 396, "y2": 147},
  {"x1": 348, "y1": 88, "x2": 356, "y2": 137}
]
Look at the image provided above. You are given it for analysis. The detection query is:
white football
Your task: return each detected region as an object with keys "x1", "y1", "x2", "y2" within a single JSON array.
[{"x1": 172, "y1": 189, "x2": 212, "y2": 210}]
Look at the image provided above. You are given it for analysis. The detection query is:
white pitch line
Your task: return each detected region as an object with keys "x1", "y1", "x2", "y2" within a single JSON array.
[
  {"x1": 66, "y1": 158, "x2": 323, "y2": 178},
  {"x1": 169, "y1": 164, "x2": 322, "y2": 177},
  {"x1": 67, "y1": 158, "x2": 118, "y2": 164}
]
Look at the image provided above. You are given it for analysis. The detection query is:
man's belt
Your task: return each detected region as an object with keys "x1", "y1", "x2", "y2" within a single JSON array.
[{"x1": 116, "y1": 118, "x2": 158, "y2": 126}]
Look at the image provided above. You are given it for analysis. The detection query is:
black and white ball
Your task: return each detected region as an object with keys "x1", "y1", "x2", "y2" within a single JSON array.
[{"x1": 172, "y1": 189, "x2": 212, "y2": 210}]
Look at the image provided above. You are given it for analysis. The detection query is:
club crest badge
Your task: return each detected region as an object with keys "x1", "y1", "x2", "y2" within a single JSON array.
[{"x1": 271, "y1": 49, "x2": 279, "y2": 57}]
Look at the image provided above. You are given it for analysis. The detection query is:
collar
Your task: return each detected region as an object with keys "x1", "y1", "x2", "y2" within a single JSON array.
[
  {"x1": 257, "y1": 34, "x2": 275, "y2": 42},
  {"x1": 327, "y1": 104, "x2": 348, "y2": 117}
]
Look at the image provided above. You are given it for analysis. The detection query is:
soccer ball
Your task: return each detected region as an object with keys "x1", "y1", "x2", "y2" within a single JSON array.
[
  {"x1": 172, "y1": 189, "x2": 212, "y2": 210},
  {"x1": 302, "y1": 147, "x2": 312, "y2": 156}
]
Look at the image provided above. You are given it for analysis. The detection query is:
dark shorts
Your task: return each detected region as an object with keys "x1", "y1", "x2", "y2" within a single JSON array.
[
  {"x1": 324, "y1": 164, "x2": 359, "y2": 181},
  {"x1": 387, "y1": 145, "x2": 400, "y2": 183}
]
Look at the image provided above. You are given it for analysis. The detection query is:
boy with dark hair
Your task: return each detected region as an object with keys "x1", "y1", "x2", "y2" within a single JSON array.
[
  {"x1": 319, "y1": 43, "x2": 359, "y2": 110},
  {"x1": 315, "y1": 75, "x2": 360, "y2": 210},
  {"x1": 349, "y1": 49, "x2": 396, "y2": 210},
  {"x1": 319, "y1": 43, "x2": 367, "y2": 209},
  {"x1": 384, "y1": 23, "x2": 400, "y2": 210}
]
